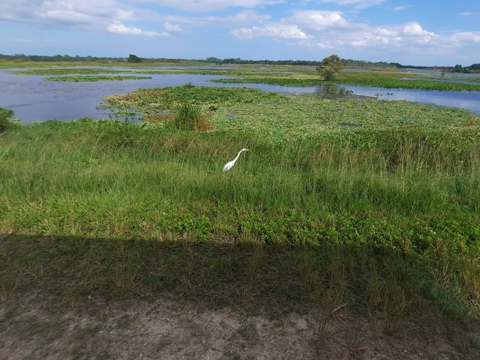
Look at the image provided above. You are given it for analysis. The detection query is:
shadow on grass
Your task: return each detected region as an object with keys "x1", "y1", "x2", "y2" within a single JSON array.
[{"x1": 1, "y1": 233, "x2": 479, "y2": 326}]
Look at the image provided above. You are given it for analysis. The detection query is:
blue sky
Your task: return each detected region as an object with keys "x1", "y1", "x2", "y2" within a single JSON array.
[{"x1": 1, "y1": 0, "x2": 479, "y2": 66}]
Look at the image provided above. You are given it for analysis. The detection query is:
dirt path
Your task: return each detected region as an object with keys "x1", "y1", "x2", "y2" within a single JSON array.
[{"x1": 1, "y1": 292, "x2": 478, "y2": 360}]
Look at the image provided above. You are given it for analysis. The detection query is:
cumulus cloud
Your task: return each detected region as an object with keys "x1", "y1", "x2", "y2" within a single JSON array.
[
  {"x1": 0, "y1": 0, "x2": 171, "y2": 36},
  {"x1": 371, "y1": 27, "x2": 398, "y2": 37},
  {"x1": 448, "y1": 31, "x2": 480, "y2": 44},
  {"x1": 287, "y1": 10, "x2": 351, "y2": 31},
  {"x1": 402, "y1": 22, "x2": 433, "y2": 36},
  {"x1": 231, "y1": 10, "x2": 447, "y2": 57},
  {"x1": 231, "y1": 10, "x2": 351, "y2": 41},
  {"x1": 38, "y1": 0, "x2": 126, "y2": 24},
  {"x1": 345, "y1": 23, "x2": 438, "y2": 48},
  {"x1": 0, "y1": 0, "x2": 272, "y2": 38},
  {"x1": 1, "y1": 0, "x2": 96, "y2": 25}
]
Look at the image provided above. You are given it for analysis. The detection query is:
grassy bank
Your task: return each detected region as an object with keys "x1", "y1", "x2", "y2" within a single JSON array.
[{"x1": 1, "y1": 88, "x2": 480, "y2": 334}]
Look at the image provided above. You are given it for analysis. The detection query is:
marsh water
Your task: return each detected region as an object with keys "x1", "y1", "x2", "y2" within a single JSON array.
[{"x1": 1, "y1": 68, "x2": 479, "y2": 124}]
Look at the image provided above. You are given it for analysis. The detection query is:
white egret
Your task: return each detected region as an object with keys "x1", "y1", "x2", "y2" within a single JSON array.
[{"x1": 223, "y1": 148, "x2": 250, "y2": 172}]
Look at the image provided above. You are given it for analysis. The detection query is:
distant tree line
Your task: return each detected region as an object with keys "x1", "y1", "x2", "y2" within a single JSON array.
[
  {"x1": 191, "y1": 57, "x2": 480, "y2": 72},
  {"x1": 0, "y1": 54, "x2": 186, "y2": 64},
  {"x1": 452, "y1": 63, "x2": 480, "y2": 73},
  {"x1": 201, "y1": 56, "x2": 403, "y2": 68},
  {"x1": 1, "y1": 53, "x2": 478, "y2": 72},
  {"x1": 0, "y1": 53, "x2": 125, "y2": 63}
]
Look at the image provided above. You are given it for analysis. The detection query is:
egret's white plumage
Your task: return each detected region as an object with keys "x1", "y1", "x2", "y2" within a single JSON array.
[{"x1": 223, "y1": 148, "x2": 250, "y2": 172}]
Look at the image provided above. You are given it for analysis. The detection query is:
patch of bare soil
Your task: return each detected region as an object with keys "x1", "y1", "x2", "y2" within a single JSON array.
[{"x1": 1, "y1": 291, "x2": 479, "y2": 360}]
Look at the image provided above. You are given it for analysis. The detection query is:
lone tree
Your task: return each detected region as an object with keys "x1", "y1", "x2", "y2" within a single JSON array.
[
  {"x1": 127, "y1": 54, "x2": 142, "y2": 63},
  {"x1": 317, "y1": 54, "x2": 343, "y2": 81}
]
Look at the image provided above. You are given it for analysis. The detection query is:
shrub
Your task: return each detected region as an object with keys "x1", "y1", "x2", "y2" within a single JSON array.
[
  {"x1": 0, "y1": 107, "x2": 19, "y2": 132},
  {"x1": 168, "y1": 103, "x2": 214, "y2": 131}
]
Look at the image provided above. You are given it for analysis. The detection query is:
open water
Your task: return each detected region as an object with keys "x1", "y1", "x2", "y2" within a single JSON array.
[{"x1": 1, "y1": 68, "x2": 479, "y2": 124}]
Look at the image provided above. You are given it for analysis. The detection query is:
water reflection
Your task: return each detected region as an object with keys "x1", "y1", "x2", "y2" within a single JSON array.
[{"x1": 1, "y1": 69, "x2": 479, "y2": 124}]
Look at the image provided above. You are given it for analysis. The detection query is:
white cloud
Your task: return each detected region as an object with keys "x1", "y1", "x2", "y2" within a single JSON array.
[
  {"x1": 287, "y1": 10, "x2": 351, "y2": 31},
  {"x1": 107, "y1": 20, "x2": 168, "y2": 36},
  {"x1": 225, "y1": 10, "x2": 271, "y2": 25},
  {"x1": 38, "y1": 9, "x2": 91, "y2": 24},
  {"x1": 231, "y1": 10, "x2": 351, "y2": 41},
  {"x1": 402, "y1": 22, "x2": 432, "y2": 36},
  {"x1": 372, "y1": 27, "x2": 398, "y2": 37},
  {"x1": 400, "y1": 22, "x2": 435, "y2": 44},
  {"x1": 0, "y1": 0, "x2": 274, "y2": 38},
  {"x1": 164, "y1": 22, "x2": 182, "y2": 33},
  {"x1": 347, "y1": 23, "x2": 438, "y2": 48},
  {"x1": 188, "y1": 10, "x2": 271, "y2": 27},
  {"x1": 38, "y1": 0, "x2": 124, "y2": 23},
  {"x1": 448, "y1": 31, "x2": 480, "y2": 44},
  {"x1": 460, "y1": 12, "x2": 475, "y2": 17},
  {"x1": 231, "y1": 11, "x2": 447, "y2": 56},
  {"x1": 0, "y1": 0, "x2": 171, "y2": 36},
  {"x1": 232, "y1": 24, "x2": 307, "y2": 39}
]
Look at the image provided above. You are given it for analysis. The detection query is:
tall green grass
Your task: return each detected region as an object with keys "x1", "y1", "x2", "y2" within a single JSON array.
[
  {"x1": 1, "y1": 92, "x2": 480, "y2": 329},
  {"x1": 1, "y1": 115, "x2": 479, "y2": 244}
]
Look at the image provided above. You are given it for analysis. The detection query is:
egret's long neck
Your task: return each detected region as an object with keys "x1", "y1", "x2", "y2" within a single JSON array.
[{"x1": 233, "y1": 150, "x2": 244, "y2": 162}]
